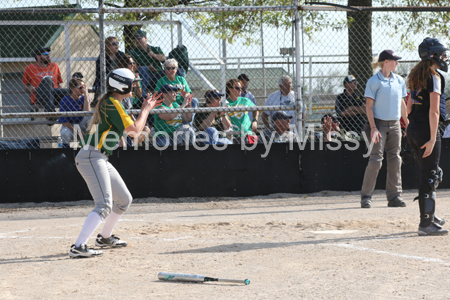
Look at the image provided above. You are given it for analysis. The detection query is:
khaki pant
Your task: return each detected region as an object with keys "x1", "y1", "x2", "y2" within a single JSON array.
[{"x1": 361, "y1": 119, "x2": 402, "y2": 201}]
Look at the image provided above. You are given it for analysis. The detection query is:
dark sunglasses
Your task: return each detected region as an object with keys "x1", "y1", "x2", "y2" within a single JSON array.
[
  {"x1": 233, "y1": 86, "x2": 242, "y2": 91},
  {"x1": 128, "y1": 61, "x2": 136, "y2": 65},
  {"x1": 110, "y1": 42, "x2": 119, "y2": 46},
  {"x1": 165, "y1": 67, "x2": 177, "y2": 70}
]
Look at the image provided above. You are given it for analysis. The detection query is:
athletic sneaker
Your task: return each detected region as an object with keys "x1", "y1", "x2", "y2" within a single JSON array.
[
  {"x1": 361, "y1": 196, "x2": 372, "y2": 208},
  {"x1": 417, "y1": 223, "x2": 449, "y2": 236},
  {"x1": 434, "y1": 216, "x2": 446, "y2": 226},
  {"x1": 95, "y1": 234, "x2": 128, "y2": 248},
  {"x1": 69, "y1": 244, "x2": 103, "y2": 258},
  {"x1": 388, "y1": 196, "x2": 406, "y2": 207}
]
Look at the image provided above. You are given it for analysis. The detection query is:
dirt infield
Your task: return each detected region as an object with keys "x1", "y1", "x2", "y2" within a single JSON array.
[{"x1": 2, "y1": 189, "x2": 450, "y2": 299}]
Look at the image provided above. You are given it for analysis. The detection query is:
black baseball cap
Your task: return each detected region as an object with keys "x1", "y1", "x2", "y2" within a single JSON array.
[
  {"x1": 272, "y1": 111, "x2": 293, "y2": 122},
  {"x1": 160, "y1": 84, "x2": 180, "y2": 93},
  {"x1": 378, "y1": 50, "x2": 402, "y2": 62},
  {"x1": 343, "y1": 75, "x2": 356, "y2": 85},
  {"x1": 72, "y1": 72, "x2": 84, "y2": 79},
  {"x1": 238, "y1": 74, "x2": 250, "y2": 81},
  {"x1": 321, "y1": 113, "x2": 339, "y2": 124},
  {"x1": 204, "y1": 89, "x2": 224, "y2": 99},
  {"x1": 33, "y1": 47, "x2": 50, "y2": 57}
]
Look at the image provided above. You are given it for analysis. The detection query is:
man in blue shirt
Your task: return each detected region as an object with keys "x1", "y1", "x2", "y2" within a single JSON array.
[{"x1": 361, "y1": 50, "x2": 409, "y2": 209}]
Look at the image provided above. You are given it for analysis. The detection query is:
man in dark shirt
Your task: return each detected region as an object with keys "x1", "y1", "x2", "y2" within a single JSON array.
[
  {"x1": 193, "y1": 89, "x2": 232, "y2": 144},
  {"x1": 335, "y1": 75, "x2": 367, "y2": 134}
]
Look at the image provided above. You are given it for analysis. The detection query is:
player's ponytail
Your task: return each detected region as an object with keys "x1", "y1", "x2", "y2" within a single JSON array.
[{"x1": 87, "y1": 92, "x2": 113, "y2": 132}]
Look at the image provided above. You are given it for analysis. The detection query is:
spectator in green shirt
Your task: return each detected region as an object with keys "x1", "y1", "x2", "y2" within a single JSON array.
[
  {"x1": 154, "y1": 84, "x2": 196, "y2": 147},
  {"x1": 129, "y1": 29, "x2": 166, "y2": 94},
  {"x1": 155, "y1": 58, "x2": 199, "y2": 124}
]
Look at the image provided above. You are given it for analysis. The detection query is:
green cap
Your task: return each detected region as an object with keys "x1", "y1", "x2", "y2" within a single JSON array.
[{"x1": 134, "y1": 29, "x2": 147, "y2": 37}]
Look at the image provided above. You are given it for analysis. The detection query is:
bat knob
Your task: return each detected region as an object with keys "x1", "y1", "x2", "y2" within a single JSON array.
[{"x1": 244, "y1": 279, "x2": 250, "y2": 285}]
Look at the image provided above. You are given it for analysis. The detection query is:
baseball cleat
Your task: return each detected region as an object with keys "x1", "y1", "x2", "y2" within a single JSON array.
[
  {"x1": 417, "y1": 223, "x2": 449, "y2": 236},
  {"x1": 69, "y1": 244, "x2": 103, "y2": 258},
  {"x1": 95, "y1": 234, "x2": 128, "y2": 248}
]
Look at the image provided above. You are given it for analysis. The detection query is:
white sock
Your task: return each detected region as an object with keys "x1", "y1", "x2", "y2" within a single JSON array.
[
  {"x1": 74, "y1": 212, "x2": 102, "y2": 247},
  {"x1": 101, "y1": 211, "x2": 123, "y2": 238}
]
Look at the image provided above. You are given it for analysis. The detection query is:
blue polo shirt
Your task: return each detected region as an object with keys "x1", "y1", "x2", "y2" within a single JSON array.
[{"x1": 364, "y1": 71, "x2": 407, "y2": 121}]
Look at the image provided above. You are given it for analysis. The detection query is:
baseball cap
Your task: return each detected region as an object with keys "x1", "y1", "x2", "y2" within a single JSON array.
[
  {"x1": 160, "y1": 84, "x2": 180, "y2": 93},
  {"x1": 33, "y1": 47, "x2": 50, "y2": 57},
  {"x1": 272, "y1": 111, "x2": 293, "y2": 122},
  {"x1": 321, "y1": 113, "x2": 339, "y2": 124},
  {"x1": 204, "y1": 89, "x2": 224, "y2": 99},
  {"x1": 72, "y1": 72, "x2": 84, "y2": 79},
  {"x1": 343, "y1": 75, "x2": 356, "y2": 85},
  {"x1": 134, "y1": 29, "x2": 147, "y2": 37},
  {"x1": 237, "y1": 74, "x2": 250, "y2": 81},
  {"x1": 378, "y1": 49, "x2": 402, "y2": 62}
]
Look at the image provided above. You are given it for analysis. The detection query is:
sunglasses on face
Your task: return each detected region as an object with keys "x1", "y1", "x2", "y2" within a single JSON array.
[
  {"x1": 165, "y1": 67, "x2": 177, "y2": 70},
  {"x1": 233, "y1": 86, "x2": 242, "y2": 91},
  {"x1": 128, "y1": 61, "x2": 136, "y2": 65},
  {"x1": 110, "y1": 42, "x2": 119, "y2": 46}
]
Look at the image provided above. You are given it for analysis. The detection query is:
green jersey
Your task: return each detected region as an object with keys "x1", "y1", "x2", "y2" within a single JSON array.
[
  {"x1": 155, "y1": 75, "x2": 191, "y2": 105},
  {"x1": 154, "y1": 102, "x2": 183, "y2": 136},
  {"x1": 129, "y1": 45, "x2": 164, "y2": 72},
  {"x1": 81, "y1": 97, "x2": 134, "y2": 155},
  {"x1": 227, "y1": 96, "x2": 255, "y2": 135}
]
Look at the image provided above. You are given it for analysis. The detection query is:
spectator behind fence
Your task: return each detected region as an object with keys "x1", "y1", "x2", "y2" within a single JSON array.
[
  {"x1": 262, "y1": 75, "x2": 297, "y2": 129},
  {"x1": 58, "y1": 78, "x2": 91, "y2": 148},
  {"x1": 320, "y1": 113, "x2": 350, "y2": 142},
  {"x1": 116, "y1": 55, "x2": 150, "y2": 147},
  {"x1": 153, "y1": 84, "x2": 196, "y2": 147},
  {"x1": 360, "y1": 50, "x2": 408, "y2": 209},
  {"x1": 262, "y1": 111, "x2": 297, "y2": 143},
  {"x1": 23, "y1": 47, "x2": 65, "y2": 119},
  {"x1": 226, "y1": 79, "x2": 258, "y2": 144},
  {"x1": 335, "y1": 75, "x2": 367, "y2": 135},
  {"x1": 194, "y1": 89, "x2": 233, "y2": 145},
  {"x1": 93, "y1": 37, "x2": 125, "y2": 94},
  {"x1": 154, "y1": 58, "x2": 199, "y2": 124},
  {"x1": 238, "y1": 73, "x2": 259, "y2": 122},
  {"x1": 130, "y1": 29, "x2": 166, "y2": 93}
]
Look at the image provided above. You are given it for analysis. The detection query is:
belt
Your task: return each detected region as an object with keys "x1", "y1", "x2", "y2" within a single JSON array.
[{"x1": 85, "y1": 145, "x2": 109, "y2": 156}]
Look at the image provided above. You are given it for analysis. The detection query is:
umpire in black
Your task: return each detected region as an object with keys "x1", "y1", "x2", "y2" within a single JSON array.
[{"x1": 335, "y1": 75, "x2": 367, "y2": 135}]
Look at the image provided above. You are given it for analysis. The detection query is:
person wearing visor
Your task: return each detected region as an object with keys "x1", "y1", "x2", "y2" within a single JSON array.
[
  {"x1": 153, "y1": 84, "x2": 196, "y2": 147},
  {"x1": 69, "y1": 68, "x2": 162, "y2": 258},
  {"x1": 23, "y1": 47, "x2": 65, "y2": 117},
  {"x1": 406, "y1": 37, "x2": 449, "y2": 236},
  {"x1": 193, "y1": 89, "x2": 232, "y2": 145},
  {"x1": 360, "y1": 50, "x2": 409, "y2": 209}
]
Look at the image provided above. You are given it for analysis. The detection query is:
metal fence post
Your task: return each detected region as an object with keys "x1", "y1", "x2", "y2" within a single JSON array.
[
  {"x1": 294, "y1": 0, "x2": 303, "y2": 141},
  {"x1": 98, "y1": 0, "x2": 106, "y2": 96}
]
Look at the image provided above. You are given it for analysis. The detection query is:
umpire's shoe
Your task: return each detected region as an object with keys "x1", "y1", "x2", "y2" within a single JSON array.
[
  {"x1": 361, "y1": 196, "x2": 372, "y2": 208},
  {"x1": 95, "y1": 234, "x2": 128, "y2": 248},
  {"x1": 388, "y1": 196, "x2": 406, "y2": 207},
  {"x1": 69, "y1": 244, "x2": 103, "y2": 258},
  {"x1": 418, "y1": 223, "x2": 449, "y2": 236}
]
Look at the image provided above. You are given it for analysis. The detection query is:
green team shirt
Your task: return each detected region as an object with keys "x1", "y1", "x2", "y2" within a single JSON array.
[
  {"x1": 129, "y1": 45, "x2": 164, "y2": 72},
  {"x1": 154, "y1": 102, "x2": 183, "y2": 136},
  {"x1": 227, "y1": 96, "x2": 255, "y2": 135},
  {"x1": 81, "y1": 97, "x2": 133, "y2": 155},
  {"x1": 155, "y1": 75, "x2": 191, "y2": 105}
]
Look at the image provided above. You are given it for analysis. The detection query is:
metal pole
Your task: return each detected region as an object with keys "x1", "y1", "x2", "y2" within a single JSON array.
[
  {"x1": 294, "y1": 0, "x2": 303, "y2": 141},
  {"x1": 98, "y1": 0, "x2": 106, "y2": 96},
  {"x1": 170, "y1": 12, "x2": 174, "y2": 50},
  {"x1": 261, "y1": 11, "x2": 266, "y2": 97},
  {"x1": 64, "y1": 24, "x2": 72, "y2": 84}
]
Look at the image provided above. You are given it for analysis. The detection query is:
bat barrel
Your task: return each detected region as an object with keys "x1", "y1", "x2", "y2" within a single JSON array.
[{"x1": 158, "y1": 272, "x2": 205, "y2": 282}]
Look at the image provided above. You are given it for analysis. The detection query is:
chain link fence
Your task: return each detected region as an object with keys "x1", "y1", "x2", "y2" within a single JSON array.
[{"x1": 1, "y1": 1, "x2": 450, "y2": 149}]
